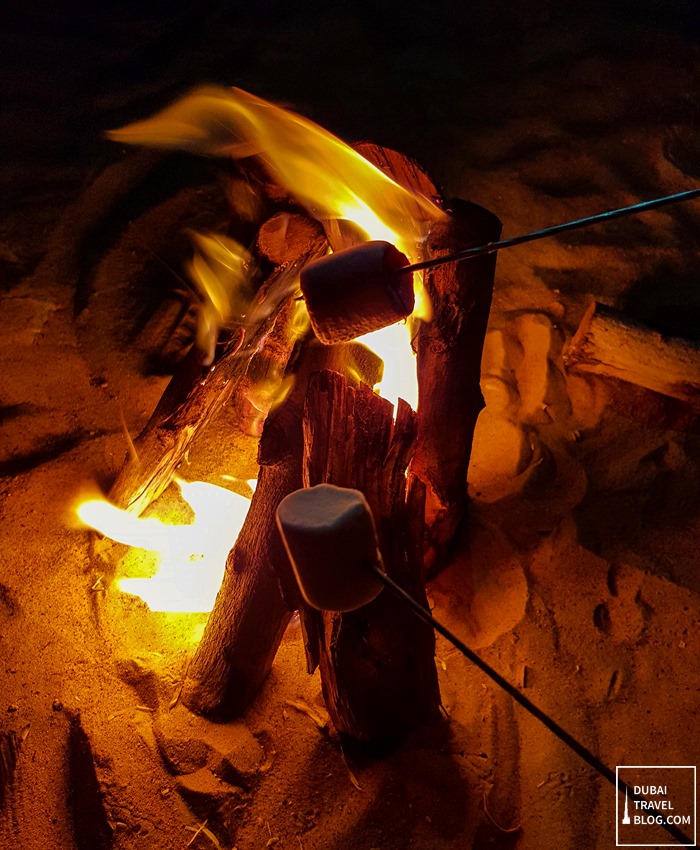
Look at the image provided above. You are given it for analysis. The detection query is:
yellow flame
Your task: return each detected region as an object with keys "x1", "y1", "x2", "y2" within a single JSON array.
[
  {"x1": 110, "y1": 86, "x2": 445, "y2": 410},
  {"x1": 108, "y1": 87, "x2": 442, "y2": 247},
  {"x1": 187, "y1": 233, "x2": 253, "y2": 365},
  {"x1": 77, "y1": 480, "x2": 254, "y2": 613}
]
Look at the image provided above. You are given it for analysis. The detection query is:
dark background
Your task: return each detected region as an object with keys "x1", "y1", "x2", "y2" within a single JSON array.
[
  {"x1": 1, "y1": 2, "x2": 699, "y2": 343},
  {"x1": 3, "y1": 1, "x2": 698, "y2": 191}
]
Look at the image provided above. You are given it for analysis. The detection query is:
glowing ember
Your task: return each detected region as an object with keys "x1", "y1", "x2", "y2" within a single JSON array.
[
  {"x1": 109, "y1": 86, "x2": 445, "y2": 410},
  {"x1": 77, "y1": 480, "x2": 254, "y2": 612}
]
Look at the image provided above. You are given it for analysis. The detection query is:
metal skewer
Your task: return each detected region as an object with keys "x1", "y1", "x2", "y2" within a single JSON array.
[
  {"x1": 403, "y1": 187, "x2": 700, "y2": 274},
  {"x1": 276, "y1": 485, "x2": 692, "y2": 845},
  {"x1": 368, "y1": 564, "x2": 693, "y2": 846}
]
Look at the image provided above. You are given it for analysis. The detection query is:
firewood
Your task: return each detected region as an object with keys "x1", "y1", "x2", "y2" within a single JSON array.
[
  {"x1": 413, "y1": 199, "x2": 502, "y2": 575},
  {"x1": 347, "y1": 145, "x2": 500, "y2": 576},
  {"x1": 109, "y1": 233, "x2": 327, "y2": 515},
  {"x1": 353, "y1": 142, "x2": 442, "y2": 206},
  {"x1": 316, "y1": 143, "x2": 442, "y2": 257},
  {"x1": 272, "y1": 341, "x2": 385, "y2": 674},
  {"x1": 564, "y1": 301, "x2": 700, "y2": 413},
  {"x1": 257, "y1": 212, "x2": 326, "y2": 266},
  {"x1": 301, "y1": 371, "x2": 441, "y2": 745},
  {"x1": 180, "y1": 344, "x2": 383, "y2": 718},
  {"x1": 179, "y1": 397, "x2": 303, "y2": 719}
]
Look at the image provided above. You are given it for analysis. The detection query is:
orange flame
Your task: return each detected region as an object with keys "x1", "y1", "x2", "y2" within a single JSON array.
[
  {"x1": 110, "y1": 86, "x2": 445, "y2": 408},
  {"x1": 187, "y1": 232, "x2": 253, "y2": 364},
  {"x1": 109, "y1": 86, "x2": 441, "y2": 253}
]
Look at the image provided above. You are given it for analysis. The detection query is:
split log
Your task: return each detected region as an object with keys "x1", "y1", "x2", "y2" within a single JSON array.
[
  {"x1": 301, "y1": 370, "x2": 441, "y2": 745},
  {"x1": 109, "y1": 229, "x2": 327, "y2": 514},
  {"x1": 180, "y1": 344, "x2": 383, "y2": 718},
  {"x1": 353, "y1": 142, "x2": 442, "y2": 208},
  {"x1": 565, "y1": 302, "x2": 700, "y2": 413},
  {"x1": 413, "y1": 199, "x2": 502, "y2": 575},
  {"x1": 319, "y1": 142, "x2": 442, "y2": 255}
]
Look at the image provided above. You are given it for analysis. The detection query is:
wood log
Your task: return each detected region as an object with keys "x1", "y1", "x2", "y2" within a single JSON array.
[
  {"x1": 180, "y1": 343, "x2": 383, "y2": 718},
  {"x1": 347, "y1": 145, "x2": 501, "y2": 576},
  {"x1": 564, "y1": 301, "x2": 700, "y2": 413},
  {"x1": 353, "y1": 142, "x2": 442, "y2": 208},
  {"x1": 179, "y1": 398, "x2": 302, "y2": 719},
  {"x1": 302, "y1": 370, "x2": 441, "y2": 745},
  {"x1": 109, "y1": 229, "x2": 327, "y2": 515},
  {"x1": 413, "y1": 199, "x2": 502, "y2": 575},
  {"x1": 318, "y1": 142, "x2": 442, "y2": 256},
  {"x1": 257, "y1": 212, "x2": 326, "y2": 266}
]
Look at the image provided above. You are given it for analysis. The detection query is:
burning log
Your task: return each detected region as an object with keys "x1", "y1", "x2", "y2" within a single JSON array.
[
  {"x1": 180, "y1": 344, "x2": 383, "y2": 718},
  {"x1": 413, "y1": 200, "x2": 502, "y2": 574},
  {"x1": 178, "y1": 396, "x2": 302, "y2": 718},
  {"x1": 300, "y1": 370, "x2": 441, "y2": 745},
  {"x1": 353, "y1": 141, "x2": 442, "y2": 206},
  {"x1": 565, "y1": 301, "x2": 700, "y2": 414},
  {"x1": 109, "y1": 223, "x2": 327, "y2": 515},
  {"x1": 344, "y1": 144, "x2": 501, "y2": 575}
]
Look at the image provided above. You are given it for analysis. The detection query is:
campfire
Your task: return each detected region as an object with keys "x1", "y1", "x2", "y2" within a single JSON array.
[
  {"x1": 2, "y1": 62, "x2": 698, "y2": 850},
  {"x1": 74, "y1": 86, "x2": 504, "y2": 741}
]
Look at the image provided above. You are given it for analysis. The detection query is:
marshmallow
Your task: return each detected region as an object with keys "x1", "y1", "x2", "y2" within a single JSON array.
[
  {"x1": 300, "y1": 241, "x2": 413, "y2": 345},
  {"x1": 276, "y1": 485, "x2": 385, "y2": 612}
]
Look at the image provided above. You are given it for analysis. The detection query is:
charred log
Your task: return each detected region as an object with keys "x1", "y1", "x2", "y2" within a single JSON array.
[
  {"x1": 414, "y1": 199, "x2": 502, "y2": 575},
  {"x1": 346, "y1": 145, "x2": 501, "y2": 576}
]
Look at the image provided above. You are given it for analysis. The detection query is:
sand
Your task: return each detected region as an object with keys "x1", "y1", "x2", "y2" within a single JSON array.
[{"x1": 1, "y1": 3, "x2": 698, "y2": 848}]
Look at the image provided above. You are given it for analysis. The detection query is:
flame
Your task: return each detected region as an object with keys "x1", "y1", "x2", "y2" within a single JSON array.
[
  {"x1": 77, "y1": 480, "x2": 254, "y2": 612},
  {"x1": 108, "y1": 87, "x2": 441, "y2": 247},
  {"x1": 109, "y1": 86, "x2": 445, "y2": 409},
  {"x1": 187, "y1": 232, "x2": 253, "y2": 365}
]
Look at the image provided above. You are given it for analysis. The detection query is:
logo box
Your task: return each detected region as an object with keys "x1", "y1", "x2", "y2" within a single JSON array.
[{"x1": 616, "y1": 765, "x2": 696, "y2": 847}]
